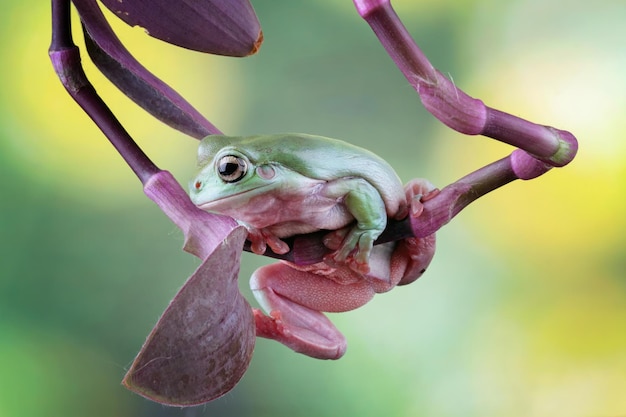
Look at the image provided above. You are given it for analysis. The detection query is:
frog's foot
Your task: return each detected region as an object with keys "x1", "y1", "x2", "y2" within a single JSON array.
[
  {"x1": 388, "y1": 178, "x2": 439, "y2": 286},
  {"x1": 404, "y1": 178, "x2": 439, "y2": 218},
  {"x1": 253, "y1": 308, "x2": 288, "y2": 340},
  {"x1": 323, "y1": 226, "x2": 376, "y2": 275},
  {"x1": 253, "y1": 308, "x2": 346, "y2": 360},
  {"x1": 250, "y1": 263, "x2": 377, "y2": 359},
  {"x1": 246, "y1": 227, "x2": 290, "y2": 255},
  {"x1": 392, "y1": 234, "x2": 436, "y2": 286}
]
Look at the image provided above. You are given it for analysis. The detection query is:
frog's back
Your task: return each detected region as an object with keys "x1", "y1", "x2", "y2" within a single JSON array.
[{"x1": 200, "y1": 133, "x2": 407, "y2": 218}]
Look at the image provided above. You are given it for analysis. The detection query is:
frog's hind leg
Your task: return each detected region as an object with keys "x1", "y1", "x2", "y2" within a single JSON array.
[{"x1": 250, "y1": 262, "x2": 375, "y2": 359}]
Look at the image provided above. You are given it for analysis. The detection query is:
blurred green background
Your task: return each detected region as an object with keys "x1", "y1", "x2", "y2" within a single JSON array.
[{"x1": 1, "y1": 0, "x2": 625, "y2": 416}]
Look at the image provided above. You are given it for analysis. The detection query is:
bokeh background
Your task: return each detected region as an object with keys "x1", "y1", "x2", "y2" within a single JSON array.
[{"x1": 1, "y1": 0, "x2": 625, "y2": 416}]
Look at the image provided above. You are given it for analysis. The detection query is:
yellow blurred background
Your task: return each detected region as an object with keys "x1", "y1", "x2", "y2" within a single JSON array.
[{"x1": 1, "y1": 0, "x2": 624, "y2": 416}]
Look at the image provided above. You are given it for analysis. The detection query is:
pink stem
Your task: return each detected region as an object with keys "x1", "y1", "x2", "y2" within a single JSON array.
[
  {"x1": 49, "y1": 0, "x2": 159, "y2": 183},
  {"x1": 353, "y1": 0, "x2": 578, "y2": 169}
]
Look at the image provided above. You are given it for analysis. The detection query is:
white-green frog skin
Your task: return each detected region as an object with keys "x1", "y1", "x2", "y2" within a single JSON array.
[
  {"x1": 190, "y1": 133, "x2": 437, "y2": 359},
  {"x1": 190, "y1": 133, "x2": 408, "y2": 266}
]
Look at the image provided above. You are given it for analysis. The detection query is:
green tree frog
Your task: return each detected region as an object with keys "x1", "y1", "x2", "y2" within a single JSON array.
[{"x1": 190, "y1": 133, "x2": 436, "y2": 359}]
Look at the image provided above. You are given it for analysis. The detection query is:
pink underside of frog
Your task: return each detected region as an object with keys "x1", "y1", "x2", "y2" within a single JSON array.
[{"x1": 250, "y1": 179, "x2": 437, "y2": 359}]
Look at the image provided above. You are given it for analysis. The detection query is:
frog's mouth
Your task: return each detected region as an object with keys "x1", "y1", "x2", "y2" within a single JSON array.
[{"x1": 193, "y1": 184, "x2": 275, "y2": 211}]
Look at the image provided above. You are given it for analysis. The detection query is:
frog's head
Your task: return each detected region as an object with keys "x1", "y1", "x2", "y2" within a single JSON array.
[{"x1": 189, "y1": 136, "x2": 284, "y2": 213}]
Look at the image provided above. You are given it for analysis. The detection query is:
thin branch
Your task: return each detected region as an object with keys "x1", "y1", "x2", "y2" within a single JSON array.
[{"x1": 49, "y1": 0, "x2": 159, "y2": 184}]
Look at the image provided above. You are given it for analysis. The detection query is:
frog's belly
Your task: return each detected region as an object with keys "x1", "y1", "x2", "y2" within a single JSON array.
[{"x1": 235, "y1": 190, "x2": 354, "y2": 237}]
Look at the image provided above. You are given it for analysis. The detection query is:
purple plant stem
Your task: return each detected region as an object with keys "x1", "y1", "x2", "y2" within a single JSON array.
[
  {"x1": 49, "y1": 0, "x2": 159, "y2": 184},
  {"x1": 49, "y1": 1, "x2": 242, "y2": 255},
  {"x1": 353, "y1": 0, "x2": 578, "y2": 169},
  {"x1": 50, "y1": 0, "x2": 281, "y2": 263},
  {"x1": 144, "y1": 171, "x2": 240, "y2": 259},
  {"x1": 407, "y1": 149, "x2": 547, "y2": 238},
  {"x1": 74, "y1": 0, "x2": 222, "y2": 139},
  {"x1": 284, "y1": 148, "x2": 541, "y2": 264}
]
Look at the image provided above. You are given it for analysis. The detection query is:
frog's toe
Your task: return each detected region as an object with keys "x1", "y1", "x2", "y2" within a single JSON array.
[
  {"x1": 254, "y1": 308, "x2": 347, "y2": 360},
  {"x1": 322, "y1": 228, "x2": 349, "y2": 251},
  {"x1": 254, "y1": 309, "x2": 289, "y2": 339},
  {"x1": 324, "y1": 244, "x2": 371, "y2": 276},
  {"x1": 265, "y1": 235, "x2": 290, "y2": 255},
  {"x1": 404, "y1": 179, "x2": 440, "y2": 218},
  {"x1": 247, "y1": 228, "x2": 290, "y2": 255},
  {"x1": 346, "y1": 255, "x2": 371, "y2": 275},
  {"x1": 249, "y1": 239, "x2": 267, "y2": 255}
]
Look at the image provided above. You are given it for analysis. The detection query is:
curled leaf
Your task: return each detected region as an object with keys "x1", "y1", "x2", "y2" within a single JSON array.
[
  {"x1": 98, "y1": 0, "x2": 263, "y2": 56},
  {"x1": 123, "y1": 225, "x2": 254, "y2": 406},
  {"x1": 120, "y1": 171, "x2": 255, "y2": 405},
  {"x1": 73, "y1": 0, "x2": 220, "y2": 138}
]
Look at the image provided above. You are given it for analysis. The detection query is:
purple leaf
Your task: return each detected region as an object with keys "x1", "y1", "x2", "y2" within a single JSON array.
[
  {"x1": 122, "y1": 225, "x2": 255, "y2": 405},
  {"x1": 98, "y1": 0, "x2": 263, "y2": 57},
  {"x1": 121, "y1": 171, "x2": 254, "y2": 405},
  {"x1": 73, "y1": 0, "x2": 221, "y2": 138}
]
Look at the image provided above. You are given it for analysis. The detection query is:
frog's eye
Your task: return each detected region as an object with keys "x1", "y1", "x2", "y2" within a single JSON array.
[{"x1": 217, "y1": 155, "x2": 248, "y2": 183}]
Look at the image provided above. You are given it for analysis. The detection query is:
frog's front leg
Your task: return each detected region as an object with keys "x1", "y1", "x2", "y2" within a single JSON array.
[
  {"x1": 321, "y1": 178, "x2": 387, "y2": 274},
  {"x1": 250, "y1": 262, "x2": 376, "y2": 359}
]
